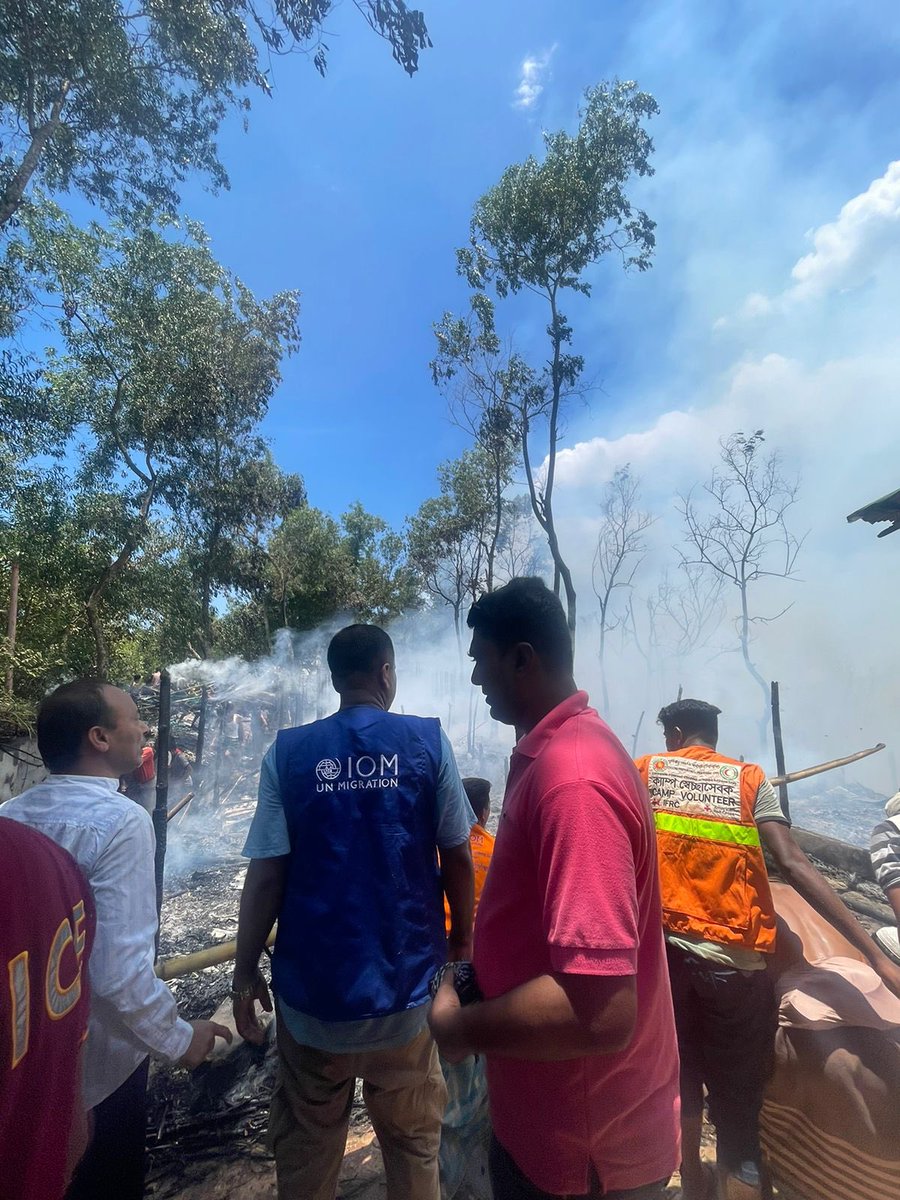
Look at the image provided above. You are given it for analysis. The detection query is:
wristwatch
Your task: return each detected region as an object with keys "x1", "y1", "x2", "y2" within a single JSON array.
[{"x1": 230, "y1": 973, "x2": 263, "y2": 1001}]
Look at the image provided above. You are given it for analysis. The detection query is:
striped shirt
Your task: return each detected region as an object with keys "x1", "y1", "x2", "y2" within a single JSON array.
[{"x1": 870, "y1": 814, "x2": 900, "y2": 892}]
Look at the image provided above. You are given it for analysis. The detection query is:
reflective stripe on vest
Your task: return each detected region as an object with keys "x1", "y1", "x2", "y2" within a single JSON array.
[{"x1": 654, "y1": 810, "x2": 761, "y2": 848}]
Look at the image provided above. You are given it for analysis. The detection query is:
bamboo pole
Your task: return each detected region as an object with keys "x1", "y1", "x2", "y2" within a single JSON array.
[
  {"x1": 770, "y1": 742, "x2": 886, "y2": 787},
  {"x1": 155, "y1": 926, "x2": 276, "y2": 981},
  {"x1": 166, "y1": 791, "x2": 194, "y2": 822}
]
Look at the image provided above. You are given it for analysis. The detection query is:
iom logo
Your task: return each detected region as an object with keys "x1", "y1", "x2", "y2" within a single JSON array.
[
  {"x1": 315, "y1": 758, "x2": 342, "y2": 782},
  {"x1": 315, "y1": 753, "x2": 400, "y2": 793}
]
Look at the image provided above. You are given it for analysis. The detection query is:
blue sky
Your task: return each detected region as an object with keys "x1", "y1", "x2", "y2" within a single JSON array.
[
  {"x1": 171, "y1": 0, "x2": 900, "y2": 531},
  {"x1": 50, "y1": 0, "x2": 895, "y2": 779}
]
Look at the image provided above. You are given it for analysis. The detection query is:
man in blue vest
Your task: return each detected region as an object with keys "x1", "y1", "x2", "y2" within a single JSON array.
[{"x1": 232, "y1": 624, "x2": 475, "y2": 1200}]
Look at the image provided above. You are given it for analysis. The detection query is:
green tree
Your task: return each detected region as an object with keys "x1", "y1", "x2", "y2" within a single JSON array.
[
  {"x1": 263, "y1": 506, "x2": 353, "y2": 636},
  {"x1": 174, "y1": 438, "x2": 304, "y2": 656},
  {"x1": 342, "y1": 501, "x2": 420, "y2": 623},
  {"x1": 0, "y1": 0, "x2": 431, "y2": 232},
  {"x1": 407, "y1": 448, "x2": 496, "y2": 649},
  {"x1": 32, "y1": 207, "x2": 300, "y2": 676},
  {"x1": 452, "y1": 80, "x2": 658, "y2": 638}
]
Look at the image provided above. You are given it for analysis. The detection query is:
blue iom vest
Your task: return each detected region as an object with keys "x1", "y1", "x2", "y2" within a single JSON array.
[{"x1": 272, "y1": 705, "x2": 445, "y2": 1022}]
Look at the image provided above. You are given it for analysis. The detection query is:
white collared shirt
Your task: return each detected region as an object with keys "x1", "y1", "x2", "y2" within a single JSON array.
[{"x1": 0, "y1": 774, "x2": 193, "y2": 1108}]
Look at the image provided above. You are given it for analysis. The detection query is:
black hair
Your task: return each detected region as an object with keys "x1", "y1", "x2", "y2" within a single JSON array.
[
  {"x1": 466, "y1": 577, "x2": 573, "y2": 673},
  {"x1": 657, "y1": 698, "x2": 721, "y2": 743},
  {"x1": 327, "y1": 624, "x2": 394, "y2": 684},
  {"x1": 463, "y1": 777, "x2": 491, "y2": 825},
  {"x1": 37, "y1": 679, "x2": 116, "y2": 773}
]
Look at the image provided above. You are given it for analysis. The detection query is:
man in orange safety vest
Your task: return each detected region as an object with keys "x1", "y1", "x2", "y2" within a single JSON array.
[{"x1": 636, "y1": 698, "x2": 900, "y2": 1200}]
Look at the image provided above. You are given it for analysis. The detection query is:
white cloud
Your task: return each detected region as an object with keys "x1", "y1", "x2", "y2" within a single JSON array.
[
  {"x1": 513, "y1": 47, "x2": 555, "y2": 110},
  {"x1": 787, "y1": 159, "x2": 900, "y2": 301},
  {"x1": 720, "y1": 160, "x2": 900, "y2": 326}
]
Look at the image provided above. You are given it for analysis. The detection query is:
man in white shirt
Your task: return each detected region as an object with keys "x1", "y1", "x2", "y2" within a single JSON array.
[{"x1": 0, "y1": 679, "x2": 230, "y2": 1199}]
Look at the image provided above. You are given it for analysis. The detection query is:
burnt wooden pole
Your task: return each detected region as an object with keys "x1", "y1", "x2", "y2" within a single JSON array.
[
  {"x1": 631, "y1": 710, "x2": 645, "y2": 758},
  {"x1": 212, "y1": 703, "x2": 227, "y2": 807},
  {"x1": 5, "y1": 559, "x2": 20, "y2": 694},
  {"x1": 153, "y1": 671, "x2": 171, "y2": 923},
  {"x1": 770, "y1": 681, "x2": 790, "y2": 822},
  {"x1": 195, "y1": 685, "x2": 208, "y2": 768}
]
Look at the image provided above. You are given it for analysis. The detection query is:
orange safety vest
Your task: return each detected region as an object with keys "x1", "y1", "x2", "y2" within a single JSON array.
[
  {"x1": 634, "y1": 746, "x2": 777, "y2": 954},
  {"x1": 443, "y1": 823, "x2": 496, "y2": 936}
]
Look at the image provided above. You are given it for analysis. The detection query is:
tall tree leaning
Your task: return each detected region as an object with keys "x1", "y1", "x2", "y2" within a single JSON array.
[{"x1": 454, "y1": 81, "x2": 658, "y2": 637}]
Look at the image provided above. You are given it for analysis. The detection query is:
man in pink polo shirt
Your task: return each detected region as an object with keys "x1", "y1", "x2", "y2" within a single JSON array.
[{"x1": 429, "y1": 577, "x2": 679, "y2": 1199}]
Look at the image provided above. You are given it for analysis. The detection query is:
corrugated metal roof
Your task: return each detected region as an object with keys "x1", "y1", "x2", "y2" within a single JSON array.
[{"x1": 847, "y1": 486, "x2": 900, "y2": 537}]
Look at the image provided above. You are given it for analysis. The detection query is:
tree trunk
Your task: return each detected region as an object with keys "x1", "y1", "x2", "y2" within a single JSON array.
[
  {"x1": 85, "y1": 478, "x2": 156, "y2": 678},
  {"x1": 486, "y1": 458, "x2": 502, "y2": 592},
  {"x1": 5, "y1": 560, "x2": 20, "y2": 694},
  {"x1": 0, "y1": 82, "x2": 71, "y2": 230},
  {"x1": 739, "y1": 582, "x2": 770, "y2": 742},
  {"x1": 453, "y1": 603, "x2": 463, "y2": 663},
  {"x1": 599, "y1": 616, "x2": 610, "y2": 715},
  {"x1": 543, "y1": 296, "x2": 577, "y2": 638},
  {"x1": 519, "y1": 393, "x2": 577, "y2": 639},
  {"x1": 261, "y1": 601, "x2": 272, "y2": 651}
]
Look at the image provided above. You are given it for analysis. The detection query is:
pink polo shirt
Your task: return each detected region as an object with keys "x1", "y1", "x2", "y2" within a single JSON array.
[{"x1": 473, "y1": 692, "x2": 680, "y2": 1195}]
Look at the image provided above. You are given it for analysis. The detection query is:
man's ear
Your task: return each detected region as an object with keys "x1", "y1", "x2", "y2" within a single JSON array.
[
  {"x1": 378, "y1": 661, "x2": 393, "y2": 690},
  {"x1": 512, "y1": 642, "x2": 537, "y2": 674},
  {"x1": 85, "y1": 724, "x2": 110, "y2": 755}
]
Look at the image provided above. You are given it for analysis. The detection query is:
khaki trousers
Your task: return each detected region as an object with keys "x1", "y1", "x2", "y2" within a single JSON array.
[{"x1": 267, "y1": 1016, "x2": 447, "y2": 1200}]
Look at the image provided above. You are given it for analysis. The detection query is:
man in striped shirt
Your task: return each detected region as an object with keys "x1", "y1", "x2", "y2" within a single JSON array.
[{"x1": 870, "y1": 791, "x2": 900, "y2": 964}]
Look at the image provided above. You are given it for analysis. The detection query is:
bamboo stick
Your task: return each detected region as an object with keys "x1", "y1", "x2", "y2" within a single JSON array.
[
  {"x1": 770, "y1": 742, "x2": 886, "y2": 787},
  {"x1": 155, "y1": 926, "x2": 276, "y2": 981},
  {"x1": 166, "y1": 791, "x2": 194, "y2": 822}
]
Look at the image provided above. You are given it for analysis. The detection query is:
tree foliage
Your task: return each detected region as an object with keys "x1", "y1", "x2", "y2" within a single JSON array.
[
  {"x1": 447, "y1": 80, "x2": 659, "y2": 638},
  {"x1": 30, "y1": 206, "x2": 300, "y2": 675},
  {"x1": 408, "y1": 448, "x2": 496, "y2": 648},
  {"x1": 0, "y1": 0, "x2": 432, "y2": 231}
]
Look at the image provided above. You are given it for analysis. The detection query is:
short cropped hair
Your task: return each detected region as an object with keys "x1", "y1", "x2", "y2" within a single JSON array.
[
  {"x1": 466, "y1": 578, "x2": 573, "y2": 673},
  {"x1": 327, "y1": 624, "x2": 394, "y2": 683},
  {"x1": 37, "y1": 679, "x2": 116, "y2": 773},
  {"x1": 657, "y1": 698, "x2": 722, "y2": 743},
  {"x1": 463, "y1": 777, "x2": 491, "y2": 825}
]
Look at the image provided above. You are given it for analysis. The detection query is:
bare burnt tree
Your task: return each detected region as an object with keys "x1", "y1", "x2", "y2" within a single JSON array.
[
  {"x1": 494, "y1": 494, "x2": 548, "y2": 584},
  {"x1": 592, "y1": 466, "x2": 654, "y2": 714},
  {"x1": 656, "y1": 564, "x2": 726, "y2": 659},
  {"x1": 678, "y1": 430, "x2": 804, "y2": 740}
]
